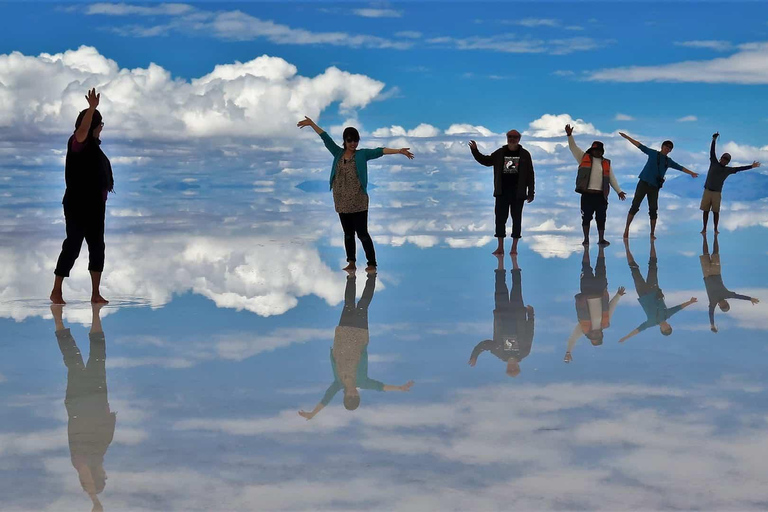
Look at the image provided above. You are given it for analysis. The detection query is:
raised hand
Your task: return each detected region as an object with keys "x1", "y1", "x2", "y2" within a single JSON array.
[
  {"x1": 617, "y1": 286, "x2": 626, "y2": 296},
  {"x1": 296, "y1": 116, "x2": 315, "y2": 129},
  {"x1": 400, "y1": 148, "x2": 415, "y2": 159},
  {"x1": 468, "y1": 140, "x2": 478, "y2": 151},
  {"x1": 401, "y1": 380, "x2": 415, "y2": 391},
  {"x1": 619, "y1": 191, "x2": 627, "y2": 201},
  {"x1": 713, "y1": 132, "x2": 719, "y2": 139},
  {"x1": 751, "y1": 297, "x2": 760, "y2": 305},
  {"x1": 468, "y1": 357, "x2": 477, "y2": 367},
  {"x1": 691, "y1": 172, "x2": 700, "y2": 178},
  {"x1": 85, "y1": 88, "x2": 100, "y2": 109},
  {"x1": 752, "y1": 161, "x2": 762, "y2": 168},
  {"x1": 565, "y1": 124, "x2": 574, "y2": 137},
  {"x1": 619, "y1": 132, "x2": 629, "y2": 139},
  {"x1": 298, "y1": 410, "x2": 314, "y2": 420}
]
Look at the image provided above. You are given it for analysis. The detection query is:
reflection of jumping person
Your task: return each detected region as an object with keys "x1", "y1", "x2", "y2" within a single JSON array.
[
  {"x1": 701, "y1": 233, "x2": 760, "y2": 333},
  {"x1": 565, "y1": 124, "x2": 626, "y2": 246},
  {"x1": 619, "y1": 132, "x2": 698, "y2": 240},
  {"x1": 51, "y1": 89, "x2": 114, "y2": 305},
  {"x1": 468, "y1": 254, "x2": 534, "y2": 377},
  {"x1": 299, "y1": 274, "x2": 413, "y2": 419},
  {"x1": 619, "y1": 239, "x2": 697, "y2": 343},
  {"x1": 564, "y1": 245, "x2": 624, "y2": 363},
  {"x1": 701, "y1": 132, "x2": 761, "y2": 234},
  {"x1": 297, "y1": 117, "x2": 414, "y2": 274},
  {"x1": 468, "y1": 130, "x2": 535, "y2": 256},
  {"x1": 52, "y1": 303, "x2": 115, "y2": 512}
]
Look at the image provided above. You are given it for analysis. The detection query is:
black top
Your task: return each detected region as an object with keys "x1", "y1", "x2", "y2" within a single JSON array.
[{"x1": 63, "y1": 135, "x2": 113, "y2": 210}]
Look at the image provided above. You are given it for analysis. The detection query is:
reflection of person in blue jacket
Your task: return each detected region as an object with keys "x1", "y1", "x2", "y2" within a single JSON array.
[
  {"x1": 468, "y1": 254, "x2": 534, "y2": 377},
  {"x1": 299, "y1": 274, "x2": 413, "y2": 419},
  {"x1": 52, "y1": 303, "x2": 115, "y2": 512},
  {"x1": 619, "y1": 239, "x2": 697, "y2": 343}
]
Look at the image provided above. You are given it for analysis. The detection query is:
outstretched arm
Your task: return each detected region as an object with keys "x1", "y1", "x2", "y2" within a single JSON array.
[
  {"x1": 668, "y1": 158, "x2": 699, "y2": 178},
  {"x1": 468, "y1": 140, "x2": 494, "y2": 167},
  {"x1": 710, "y1": 133, "x2": 719, "y2": 164},
  {"x1": 383, "y1": 380, "x2": 415, "y2": 392},
  {"x1": 618, "y1": 328, "x2": 641, "y2": 343},
  {"x1": 383, "y1": 147, "x2": 414, "y2": 159},
  {"x1": 298, "y1": 402, "x2": 325, "y2": 420},
  {"x1": 619, "y1": 132, "x2": 642, "y2": 149},
  {"x1": 75, "y1": 89, "x2": 100, "y2": 144},
  {"x1": 298, "y1": 116, "x2": 342, "y2": 157},
  {"x1": 297, "y1": 116, "x2": 324, "y2": 135},
  {"x1": 468, "y1": 340, "x2": 492, "y2": 366}
]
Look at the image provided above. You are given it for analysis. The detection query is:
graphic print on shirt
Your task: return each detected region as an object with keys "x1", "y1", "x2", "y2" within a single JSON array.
[{"x1": 504, "y1": 156, "x2": 520, "y2": 174}]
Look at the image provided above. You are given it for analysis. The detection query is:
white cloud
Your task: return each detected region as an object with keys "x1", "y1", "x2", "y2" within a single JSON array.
[
  {"x1": 674, "y1": 40, "x2": 734, "y2": 52},
  {"x1": 677, "y1": 115, "x2": 698, "y2": 122},
  {"x1": 0, "y1": 46, "x2": 385, "y2": 140},
  {"x1": 514, "y1": 18, "x2": 560, "y2": 27},
  {"x1": 85, "y1": 2, "x2": 194, "y2": 16},
  {"x1": 444, "y1": 124, "x2": 494, "y2": 137},
  {"x1": 588, "y1": 42, "x2": 768, "y2": 84},
  {"x1": 372, "y1": 123, "x2": 441, "y2": 138},
  {"x1": 394, "y1": 31, "x2": 422, "y2": 39},
  {"x1": 615, "y1": 113, "x2": 635, "y2": 121},
  {"x1": 427, "y1": 35, "x2": 603, "y2": 55},
  {"x1": 525, "y1": 113, "x2": 603, "y2": 138},
  {"x1": 353, "y1": 8, "x2": 402, "y2": 18}
]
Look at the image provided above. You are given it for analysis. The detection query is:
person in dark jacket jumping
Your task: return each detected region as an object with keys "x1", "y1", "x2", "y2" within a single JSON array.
[
  {"x1": 469, "y1": 130, "x2": 535, "y2": 255},
  {"x1": 51, "y1": 88, "x2": 114, "y2": 305}
]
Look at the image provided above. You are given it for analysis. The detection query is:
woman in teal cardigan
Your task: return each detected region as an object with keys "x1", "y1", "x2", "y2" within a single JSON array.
[{"x1": 298, "y1": 116, "x2": 414, "y2": 273}]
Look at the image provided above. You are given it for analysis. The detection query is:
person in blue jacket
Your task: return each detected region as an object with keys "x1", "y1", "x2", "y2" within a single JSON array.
[
  {"x1": 619, "y1": 132, "x2": 699, "y2": 240},
  {"x1": 298, "y1": 117, "x2": 414, "y2": 274}
]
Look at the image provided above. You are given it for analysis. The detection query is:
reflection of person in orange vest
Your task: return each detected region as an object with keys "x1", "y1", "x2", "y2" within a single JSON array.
[
  {"x1": 564, "y1": 245, "x2": 624, "y2": 363},
  {"x1": 565, "y1": 124, "x2": 626, "y2": 246}
]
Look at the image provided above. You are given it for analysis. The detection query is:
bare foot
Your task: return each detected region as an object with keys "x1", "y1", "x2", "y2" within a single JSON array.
[
  {"x1": 342, "y1": 263, "x2": 356, "y2": 273},
  {"x1": 598, "y1": 239, "x2": 610, "y2": 246},
  {"x1": 650, "y1": 233, "x2": 657, "y2": 240},
  {"x1": 365, "y1": 265, "x2": 377, "y2": 274},
  {"x1": 700, "y1": 228, "x2": 707, "y2": 234},
  {"x1": 90, "y1": 294, "x2": 109, "y2": 304},
  {"x1": 50, "y1": 291, "x2": 66, "y2": 305},
  {"x1": 492, "y1": 247, "x2": 504, "y2": 255},
  {"x1": 582, "y1": 239, "x2": 589, "y2": 246},
  {"x1": 509, "y1": 248, "x2": 518, "y2": 255},
  {"x1": 714, "y1": 229, "x2": 719, "y2": 234}
]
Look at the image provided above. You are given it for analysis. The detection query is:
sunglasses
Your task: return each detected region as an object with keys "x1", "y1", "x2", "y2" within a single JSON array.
[
  {"x1": 507, "y1": 135, "x2": 520, "y2": 140},
  {"x1": 345, "y1": 138, "x2": 359, "y2": 143}
]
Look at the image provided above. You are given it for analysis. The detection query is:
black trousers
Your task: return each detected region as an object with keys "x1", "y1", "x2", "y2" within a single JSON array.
[
  {"x1": 581, "y1": 255, "x2": 608, "y2": 295},
  {"x1": 581, "y1": 193, "x2": 608, "y2": 231},
  {"x1": 631, "y1": 257, "x2": 659, "y2": 296},
  {"x1": 339, "y1": 210, "x2": 376, "y2": 267},
  {"x1": 54, "y1": 204, "x2": 106, "y2": 277},
  {"x1": 339, "y1": 274, "x2": 375, "y2": 329},
  {"x1": 494, "y1": 196, "x2": 525, "y2": 239},
  {"x1": 628, "y1": 180, "x2": 659, "y2": 220}
]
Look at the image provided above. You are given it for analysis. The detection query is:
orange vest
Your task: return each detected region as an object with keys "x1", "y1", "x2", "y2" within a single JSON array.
[{"x1": 578, "y1": 154, "x2": 611, "y2": 198}]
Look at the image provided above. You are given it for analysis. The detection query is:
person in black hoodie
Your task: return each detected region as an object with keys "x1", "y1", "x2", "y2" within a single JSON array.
[
  {"x1": 468, "y1": 254, "x2": 535, "y2": 377},
  {"x1": 52, "y1": 303, "x2": 115, "y2": 512},
  {"x1": 51, "y1": 88, "x2": 114, "y2": 305},
  {"x1": 469, "y1": 130, "x2": 535, "y2": 256}
]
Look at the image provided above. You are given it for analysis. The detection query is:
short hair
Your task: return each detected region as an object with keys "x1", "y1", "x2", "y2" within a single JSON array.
[
  {"x1": 721, "y1": 153, "x2": 732, "y2": 161},
  {"x1": 661, "y1": 325, "x2": 673, "y2": 336},
  {"x1": 662, "y1": 140, "x2": 674, "y2": 150},
  {"x1": 718, "y1": 300, "x2": 731, "y2": 312},
  {"x1": 586, "y1": 330, "x2": 604, "y2": 345},
  {"x1": 506, "y1": 129, "x2": 521, "y2": 139},
  {"x1": 343, "y1": 394, "x2": 360, "y2": 410}
]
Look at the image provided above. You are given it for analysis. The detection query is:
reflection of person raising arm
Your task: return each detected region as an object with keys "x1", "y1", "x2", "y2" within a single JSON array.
[
  {"x1": 564, "y1": 287, "x2": 624, "y2": 362},
  {"x1": 618, "y1": 297, "x2": 697, "y2": 343},
  {"x1": 299, "y1": 381, "x2": 414, "y2": 420}
]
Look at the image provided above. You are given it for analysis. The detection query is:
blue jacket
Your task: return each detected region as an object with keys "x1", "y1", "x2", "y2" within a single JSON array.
[
  {"x1": 320, "y1": 132, "x2": 384, "y2": 193},
  {"x1": 637, "y1": 144, "x2": 685, "y2": 188}
]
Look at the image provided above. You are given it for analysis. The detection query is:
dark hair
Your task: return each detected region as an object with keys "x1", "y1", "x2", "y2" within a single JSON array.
[
  {"x1": 587, "y1": 330, "x2": 604, "y2": 345},
  {"x1": 75, "y1": 109, "x2": 103, "y2": 140},
  {"x1": 343, "y1": 394, "x2": 360, "y2": 411},
  {"x1": 342, "y1": 127, "x2": 360, "y2": 150},
  {"x1": 661, "y1": 325, "x2": 673, "y2": 336},
  {"x1": 662, "y1": 140, "x2": 674, "y2": 150},
  {"x1": 588, "y1": 141, "x2": 605, "y2": 157}
]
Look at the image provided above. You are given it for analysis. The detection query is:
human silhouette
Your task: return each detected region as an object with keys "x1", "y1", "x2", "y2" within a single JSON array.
[
  {"x1": 299, "y1": 274, "x2": 414, "y2": 419},
  {"x1": 468, "y1": 254, "x2": 535, "y2": 376},
  {"x1": 52, "y1": 303, "x2": 115, "y2": 512}
]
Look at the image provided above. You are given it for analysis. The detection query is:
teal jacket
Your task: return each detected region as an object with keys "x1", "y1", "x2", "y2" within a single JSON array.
[{"x1": 320, "y1": 132, "x2": 384, "y2": 193}]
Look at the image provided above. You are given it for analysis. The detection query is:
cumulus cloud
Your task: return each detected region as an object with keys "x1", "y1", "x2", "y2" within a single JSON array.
[
  {"x1": 588, "y1": 42, "x2": 768, "y2": 84},
  {"x1": 372, "y1": 123, "x2": 441, "y2": 138},
  {"x1": 524, "y1": 113, "x2": 603, "y2": 138},
  {"x1": 444, "y1": 123, "x2": 494, "y2": 136},
  {"x1": 0, "y1": 46, "x2": 385, "y2": 140},
  {"x1": 353, "y1": 8, "x2": 402, "y2": 18}
]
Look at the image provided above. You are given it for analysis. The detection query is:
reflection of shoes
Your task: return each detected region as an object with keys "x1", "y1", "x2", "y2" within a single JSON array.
[{"x1": 598, "y1": 239, "x2": 610, "y2": 246}]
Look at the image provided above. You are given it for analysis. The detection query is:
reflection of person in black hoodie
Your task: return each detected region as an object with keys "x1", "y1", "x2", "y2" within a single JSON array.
[
  {"x1": 564, "y1": 245, "x2": 624, "y2": 363},
  {"x1": 52, "y1": 303, "x2": 115, "y2": 512},
  {"x1": 469, "y1": 254, "x2": 535, "y2": 377},
  {"x1": 299, "y1": 274, "x2": 414, "y2": 420},
  {"x1": 701, "y1": 233, "x2": 760, "y2": 333}
]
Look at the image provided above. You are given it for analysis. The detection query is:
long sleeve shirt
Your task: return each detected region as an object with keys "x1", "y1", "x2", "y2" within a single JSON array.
[
  {"x1": 637, "y1": 144, "x2": 685, "y2": 188},
  {"x1": 566, "y1": 292, "x2": 622, "y2": 353},
  {"x1": 568, "y1": 136, "x2": 622, "y2": 194},
  {"x1": 704, "y1": 273, "x2": 752, "y2": 324},
  {"x1": 704, "y1": 139, "x2": 754, "y2": 192}
]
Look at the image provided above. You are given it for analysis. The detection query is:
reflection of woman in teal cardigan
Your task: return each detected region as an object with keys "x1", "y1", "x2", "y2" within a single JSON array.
[
  {"x1": 297, "y1": 116, "x2": 414, "y2": 273},
  {"x1": 299, "y1": 274, "x2": 413, "y2": 419}
]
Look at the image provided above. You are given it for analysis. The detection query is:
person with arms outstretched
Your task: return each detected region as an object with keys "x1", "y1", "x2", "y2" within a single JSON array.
[
  {"x1": 51, "y1": 89, "x2": 115, "y2": 304},
  {"x1": 299, "y1": 274, "x2": 414, "y2": 419},
  {"x1": 564, "y1": 245, "x2": 624, "y2": 363},
  {"x1": 297, "y1": 117, "x2": 414, "y2": 274},
  {"x1": 700, "y1": 132, "x2": 761, "y2": 234},
  {"x1": 52, "y1": 303, "x2": 115, "y2": 512},
  {"x1": 619, "y1": 132, "x2": 698, "y2": 239},
  {"x1": 700, "y1": 233, "x2": 760, "y2": 333},
  {"x1": 469, "y1": 254, "x2": 535, "y2": 376},
  {"x1": 565, "y1": 124, "x2": 626, "y2": 246},
  {"x1": 619, "y1": 239, "x2": 697, "y2": 343},
  {"x1": 469, "y1": 129, "x2": 535, "y2": 255}
]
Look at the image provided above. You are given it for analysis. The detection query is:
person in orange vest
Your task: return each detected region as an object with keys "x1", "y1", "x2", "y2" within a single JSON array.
[
  {"x1": 564, "y1": 245, "x2": 624, "y2": 363},
  {"x1": 565, "y1": 124, "x2": 626, "y2": 246}
]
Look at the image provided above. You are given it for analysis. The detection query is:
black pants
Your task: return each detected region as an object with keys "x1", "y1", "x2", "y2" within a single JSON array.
[
  {"x1": 495, "y1": 196, "x2": 525, "y2": 239},
  {"x1": 631, "y1": 257, "x2": 659, "y2": 296},
  {"x1": 495, "y1": 268, "x2": 524, "y2": 310},
  {"x1": 628, "y1": 180, "x2": 659, "y2": 220},
  {"x1": 581, "y1": 255, "x2": 608, "y2": 295},
  {"x1": 54, "y1": 205, "x2": 106, "y2": 277},
  {"x1": 339, "y1": 274, "x2": 376, "y2": 329},
  {"x1": 581, "y1": 193, "x2": 608, "y2": 231},
  {"x1": 339, "y1": 211, "x2": 376, "y2": 267}
]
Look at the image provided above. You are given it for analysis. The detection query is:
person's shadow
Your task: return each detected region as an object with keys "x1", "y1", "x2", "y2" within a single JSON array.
[
  {"x1": 52, "y1": 304, "x2": 115, "y2": 512},
  {"x1": 468, "y1": 254, "x2": 535, "y2": 377},
  {"x1": 298, "y1": 273, "x2": 414, "y2": 420},
  {"x1": 564, "y1": 245, "x2": 624, "y2": 363}
]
